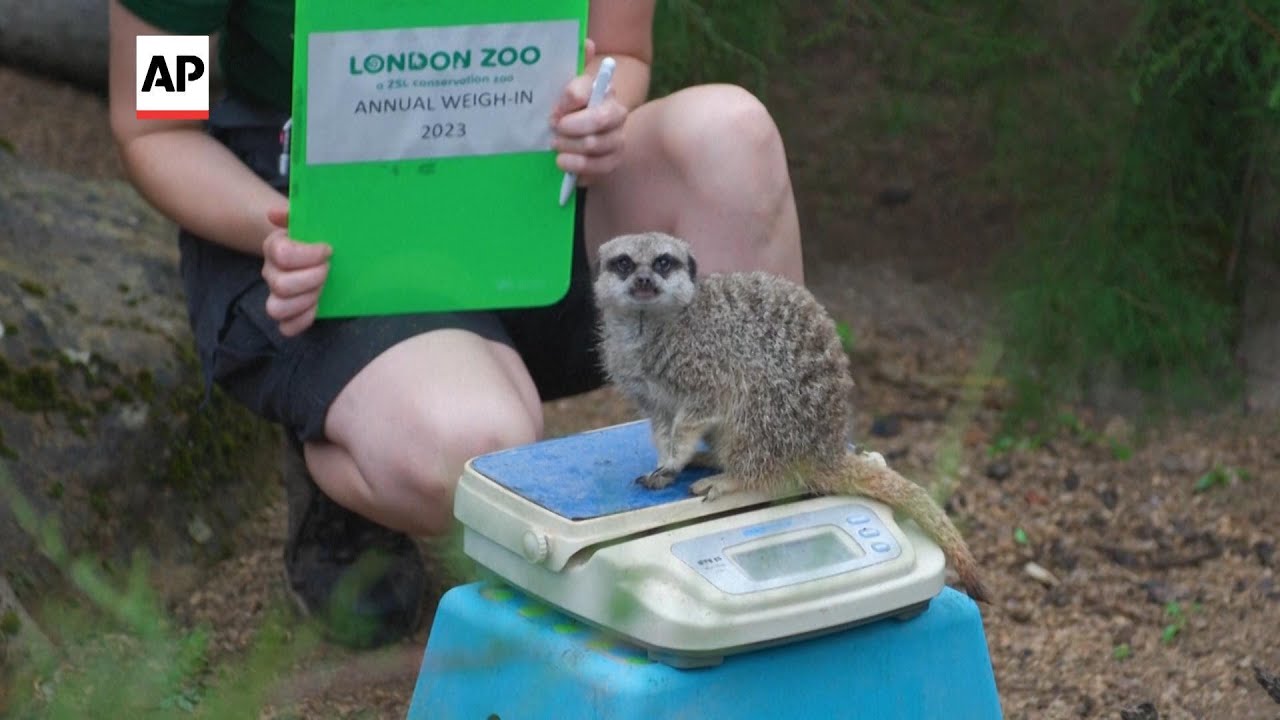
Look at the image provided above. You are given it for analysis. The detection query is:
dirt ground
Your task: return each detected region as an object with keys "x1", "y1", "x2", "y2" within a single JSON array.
[{"x1": 3, "y1": 34, "x2": 1279, "y2": 719}]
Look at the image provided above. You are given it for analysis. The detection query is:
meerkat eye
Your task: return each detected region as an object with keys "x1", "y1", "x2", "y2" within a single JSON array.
[
  {"x1": 651, "y1": 253, "x2": 682, "y2": 277},
  {"x1": 606, "y1": 254, "x2": 636, "y2": 278}
]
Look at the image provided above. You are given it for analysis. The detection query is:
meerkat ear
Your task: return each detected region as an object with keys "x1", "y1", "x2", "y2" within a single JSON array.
[{"x1": 687, "y1": 253, "x2": 698, "y2": 281}]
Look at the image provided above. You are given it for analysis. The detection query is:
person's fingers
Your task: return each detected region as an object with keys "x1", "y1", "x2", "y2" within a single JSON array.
[
  {"x1": 264, "y1": 232, "x2": 331, "y2": 271},
  {"x1": 553, "y1": 115, "x2": 625, "y2": 153},
  {"x1": 555, "y1": 146, "x2": 625, "y2": 181},
  {"x1": 261, "y1": 203, "x2": 321, "y2": 336},
  {"x1": 551, "y1": 74, "x2": 593, "y2": 123},
  {"x1": 265, "y1": 288, "x2": 322, "y2": 324},
  {"x1": 264, "y1": 262, "x2": 329, "y2": 299},
  {"x1": 554, "y1": 96, "x2": 626, "y2": 138},
  {"x1": 277, "y1": 305, "x2": 319, "y2": 337}
]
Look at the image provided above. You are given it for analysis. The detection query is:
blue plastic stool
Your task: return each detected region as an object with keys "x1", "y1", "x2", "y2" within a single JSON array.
[{"x1": 406, "y1": 581, "x2": 1003, "y2": 719}]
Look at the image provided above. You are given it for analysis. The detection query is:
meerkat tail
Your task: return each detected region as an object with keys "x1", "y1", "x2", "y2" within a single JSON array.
[{"x1": 809, "y1": 455, "x2": 991, "y2": 603}]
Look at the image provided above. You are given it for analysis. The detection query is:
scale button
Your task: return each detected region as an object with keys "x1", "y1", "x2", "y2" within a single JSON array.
[
  {"x1": 846, "y1": 514, "x2": 872, "y2": 525},
  {"x1": 857, "y1": 527, "x2": 881, "y2": 539},
  {"x1": 871, "y1": 542, "x2": 892, "y2": 553},
  {"x1": 522, "y1": 531, "x2": 550, "y2": 564}
]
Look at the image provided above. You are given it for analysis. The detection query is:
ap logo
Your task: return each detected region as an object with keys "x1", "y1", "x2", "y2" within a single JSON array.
[{"x1": 136, "y1": 35, "x2": 210, "y2": 120}]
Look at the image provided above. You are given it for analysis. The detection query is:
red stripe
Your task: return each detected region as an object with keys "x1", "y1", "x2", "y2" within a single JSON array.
[{"x1": 136, "y1": 110, "x2": 209, "y2": 120}]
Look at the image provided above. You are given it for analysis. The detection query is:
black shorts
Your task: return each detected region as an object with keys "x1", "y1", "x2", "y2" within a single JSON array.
[{"x1": 181, "y1": 98, "x2": 606, "y2": 443}]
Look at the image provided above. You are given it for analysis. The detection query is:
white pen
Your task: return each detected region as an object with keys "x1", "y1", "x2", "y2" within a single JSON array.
[{"x1": 559, "y1": 56, "x2": 616, "y2": 206}]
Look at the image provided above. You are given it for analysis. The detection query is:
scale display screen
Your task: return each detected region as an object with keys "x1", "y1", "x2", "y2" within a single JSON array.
[
  {"x1": 729, "y1": 530, "x2": 862, "y2": 581},
  {"x1": 672, "y1": 502, "x2": 904, "y2": 594}
]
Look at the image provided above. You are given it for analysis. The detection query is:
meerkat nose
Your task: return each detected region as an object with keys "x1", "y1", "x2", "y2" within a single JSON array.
[{"x1": 629, "y1": 273, "x2": 660, "y2": 299}]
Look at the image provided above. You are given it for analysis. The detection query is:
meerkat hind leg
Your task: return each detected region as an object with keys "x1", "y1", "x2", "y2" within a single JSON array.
[
  {"x1": 688, "y1": 449, "x2": 720, "y2": 469},
  {"x1": 690, "y1": 435, "x2": 788, "y2": 502},
  {"x1": 689, "y1": 434, "x2": 751, "y2": 501},
  {"x1": 687, "y1": 427, "x2": 723, "y2": 469},
  {"x1": 637, "y1": 414, "x2": 718, "y2": 490},
  {"x1": 689, "y1": 474, "x2": 744, "y2": 502}
]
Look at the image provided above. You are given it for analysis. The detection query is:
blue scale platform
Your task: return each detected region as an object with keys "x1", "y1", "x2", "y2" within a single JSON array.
[
  {"x1": 407, "y1": 582, "x2": 1003, "y2": 719},
  {"x1": 469, "y1": 419, "x2": 719, "y2": 519}
]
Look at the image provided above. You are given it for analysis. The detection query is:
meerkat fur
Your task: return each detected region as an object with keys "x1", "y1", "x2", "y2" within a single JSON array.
[{"x1": 592, "y1": 231, "x2": 990, "y2": 603}]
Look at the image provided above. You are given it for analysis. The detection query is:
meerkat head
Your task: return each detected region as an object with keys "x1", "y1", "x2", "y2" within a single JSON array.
[{"x1": 593, "y1": 232, "x2": 699, "y2": 316}]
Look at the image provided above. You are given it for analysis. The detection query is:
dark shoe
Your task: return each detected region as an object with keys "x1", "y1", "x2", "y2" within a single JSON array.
[{"x1": 281, "y1": 435, "x2": 427, "y2": 648}]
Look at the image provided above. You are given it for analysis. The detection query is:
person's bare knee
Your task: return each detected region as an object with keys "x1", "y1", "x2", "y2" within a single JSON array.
[
  {"x1": 662, "y1": 84, "x2": 787, "y2": 190},
  {"x1": 318, "y1": 330, "x2": 544, "y2": 537},
  {"x1": 411, "y1": 400, "x2": 540, "y2": 491},
  {"x1": 374, "y1": 398, "x2": 538, "y2": 536},
  {"x1": 665, "y1": 86, "x2": 795, "y2": 263}
]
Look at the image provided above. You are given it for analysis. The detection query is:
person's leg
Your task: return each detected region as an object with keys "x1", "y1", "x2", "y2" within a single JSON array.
[
  {"x1": 308, "y1": 329, "x2": 543, "y2": 537},
  {"x1": 275, "y1": 328, "x2": 543, "y2": 648},
  {"x1": 211, "y1": 276, "x2": 547, "y2": 646},
  {"x1": 227, "y1": 178, "x2": 598, "y2": 649},
  {"x1": 583, "y1": 83, "x2": 803, "y2": 282}
]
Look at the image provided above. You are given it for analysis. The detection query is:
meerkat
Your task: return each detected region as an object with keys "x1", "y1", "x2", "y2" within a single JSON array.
[{"x1": 592, "y1": 231, "x2": 990, "y2": 603}]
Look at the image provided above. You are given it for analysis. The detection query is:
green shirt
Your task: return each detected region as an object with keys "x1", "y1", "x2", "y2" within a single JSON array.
[{"x1": 121, "y1": 0, "x2": 294, "y2": 112}]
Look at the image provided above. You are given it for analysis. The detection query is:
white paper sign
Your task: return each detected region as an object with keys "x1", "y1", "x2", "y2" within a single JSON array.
[{"x1": 305, "y1": 20, "x2": 579, "y2": 165}]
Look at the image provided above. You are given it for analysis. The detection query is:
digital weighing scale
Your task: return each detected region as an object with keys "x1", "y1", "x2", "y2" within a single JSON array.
[{"x1": 454, "y1": 419, "x2": 948, "y2": 667}]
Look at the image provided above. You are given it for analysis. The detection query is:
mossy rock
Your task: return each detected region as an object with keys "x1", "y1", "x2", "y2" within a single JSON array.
[
  {"x1": 0, "y1": 152, "x2": 279, "y2": 607},
  {"x1": 0, "y1": 0, "x2": 109, "y2": 90}
]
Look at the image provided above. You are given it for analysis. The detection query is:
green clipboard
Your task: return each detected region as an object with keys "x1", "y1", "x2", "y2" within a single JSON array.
[{"x1": 288, "y1": 1, "x2": 590, "y2": 318}]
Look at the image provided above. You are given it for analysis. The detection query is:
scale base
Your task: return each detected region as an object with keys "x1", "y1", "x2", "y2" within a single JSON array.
[
  {"x1": 460, "y1": 493, "x2": 947, "y2": 668},
  {"x1": 644, "y1": 598, "x2": 933, "y2": 669},
  {"x1": 408, "y1": 581, "x2": 1003, "y2": 720}
]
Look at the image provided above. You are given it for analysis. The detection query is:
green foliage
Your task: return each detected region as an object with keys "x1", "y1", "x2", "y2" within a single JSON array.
[
  {"x1": 852, "y1": 1, "x2": 1048, "y2": 92},
  {"x1": 0, "y1": 355, "x2": 93, "y2": 433},
  {"x1": 1111, "y1": 442, "x2": 1134, "y2": 461},
  {"x1": 1052, "y1": 413, "x2": 1135, "y2": 460},
  {"x1": 988, "y1": 434, "x2": 1031, "y2": 457},
  {"x1": 932, "y1": 335, "x2": 1004, "y2": 503},
  {"x1": 835, "y1": 321, "x2": 856, "y2": 353},
  {"x1": 1, "y1": 610, "x2": 19, "y2": 637},
  {"x1": 846, "y1": 1, "x2": 1280, "y2": 433},
  {"x1": 1193, "y1": 464, "x2": 1249, "y2": 492},
  {"x1": 650, "y1": 0, "x2": 785, "y2": 98},
  {"x1": 16, "y1": 280, "x2": 47, "y2": 298},
  {"x1": 1129, "y1": 4, "x2": 1280, "y2": 113},
  {"x1": 1160, "y1": 599, "x2": 1202, "y2": 645},
  {"x1": 0, "y1": 464, "x2": 317, "y2": 719},
  {"x1": 1001, "y1": 2, "x2": 1279, "y2": 429}
]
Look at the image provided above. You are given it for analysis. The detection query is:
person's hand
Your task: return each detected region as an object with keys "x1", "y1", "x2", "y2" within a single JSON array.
[
  {"x1": 261, "y1": 205, "x2": 331, "y2": 337},
  {"x1": 550, "y1": 39, "x2": 628, "y2": 186}
]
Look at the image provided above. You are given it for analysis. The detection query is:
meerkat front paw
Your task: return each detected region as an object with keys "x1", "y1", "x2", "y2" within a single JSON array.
[
  {"x1": 636, "y1": 467, "x2": 678, "y2": 489},
  {"x1": 689, "y1": 476, "x2": 742, "y2": 502}
]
